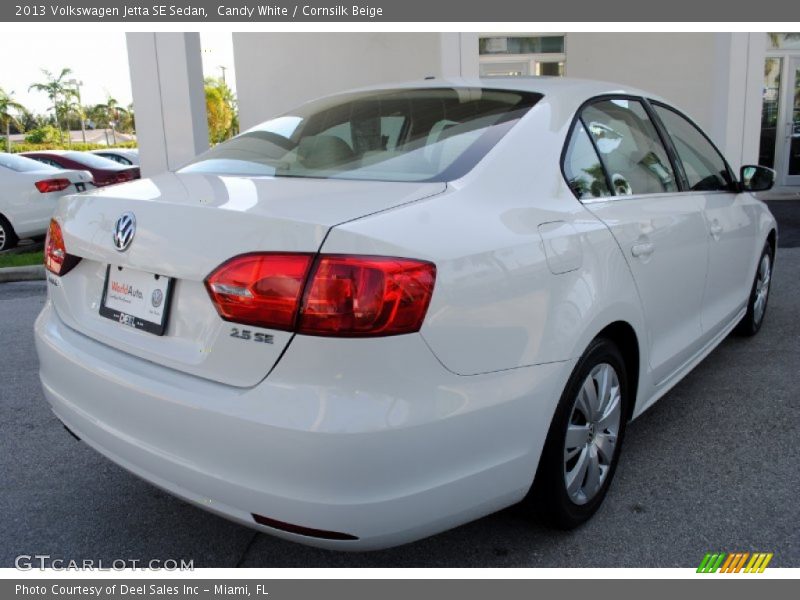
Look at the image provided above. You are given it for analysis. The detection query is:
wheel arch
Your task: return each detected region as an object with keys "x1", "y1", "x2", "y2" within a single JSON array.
[
  {"x1": 595, "y1": 320, "x2": 640, "y2": 423},
  {"x1": 767, "y1": 228, "x2": 777, "y2": 256}
]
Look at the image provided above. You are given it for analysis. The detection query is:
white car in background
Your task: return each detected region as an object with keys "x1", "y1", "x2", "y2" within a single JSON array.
[
  {"x1": 35, "y1": 79, "x2": 777, "y2": 550},
  {"x1": 0, "y1": 153, "x2": 92, "y2": 251},
  {"x1": 89, "y1": 148, "x2": 139, "y2": 166}
]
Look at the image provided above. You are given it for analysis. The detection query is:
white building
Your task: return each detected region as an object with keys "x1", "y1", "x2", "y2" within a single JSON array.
[{"x1": 126, "y1": 32, "x2": 800, "y2": 188}]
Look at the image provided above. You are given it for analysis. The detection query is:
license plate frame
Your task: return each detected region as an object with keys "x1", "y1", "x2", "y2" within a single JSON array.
[{"x1": 99, "y1": 265, "x2": 174, "y2": 336}]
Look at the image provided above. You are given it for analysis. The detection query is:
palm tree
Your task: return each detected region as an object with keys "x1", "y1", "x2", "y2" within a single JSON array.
[
  {"x1": 0, "y1": 88, "x2": 25, "y2": 153},
  {"x1": 28, "y1": 67, "x2": 74, "y2": 145},
  {"x1": 95, "y1": 97, "x2": 128, "y2": 145}
]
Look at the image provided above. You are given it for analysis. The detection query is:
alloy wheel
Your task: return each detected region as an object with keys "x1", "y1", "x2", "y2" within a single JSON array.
[
  {"x1": 753, "y1": 254, "x2": 771, "y2": 325},
  {"x1": 563, "y1": 363, "x2": 622, "y2": 505}
]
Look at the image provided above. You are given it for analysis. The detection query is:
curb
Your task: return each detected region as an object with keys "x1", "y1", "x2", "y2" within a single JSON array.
[{"x1": 0, "y1": 265, "x2": 46, "y2": 283}]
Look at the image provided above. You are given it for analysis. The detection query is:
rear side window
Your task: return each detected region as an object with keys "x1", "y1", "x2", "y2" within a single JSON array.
[
  {"x1": 581, "y1": 99, "x2": 677, "y2": 196},
  {"x1": 652, "y1": 104, "x2": 734, "y2": 192},
  {"x1": 61, "y1": 151, "x2": 120, "y2": 169},
  {"x1": 563, "y1": 122, "x2": 611, "y2": 200},
  {"x1": 180, "y1": 87, "x2": 542, "y2": 182}
]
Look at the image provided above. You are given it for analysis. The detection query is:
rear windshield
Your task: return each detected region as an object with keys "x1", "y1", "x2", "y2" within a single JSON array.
[
  {"x1": 0, "y1": 153, "x2": 57, "y2": 173},
  {"x1": 180, "y1": 87, "x2": 541, "y2": 182},
  {"x1": 60, "y1": 151, "x2": 123, "y2": 169}
]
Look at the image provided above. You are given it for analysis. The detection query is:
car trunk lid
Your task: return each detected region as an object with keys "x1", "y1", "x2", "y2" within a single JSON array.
[{"x1": 48, "y1": 171, "x2": 445, "y2": 387}]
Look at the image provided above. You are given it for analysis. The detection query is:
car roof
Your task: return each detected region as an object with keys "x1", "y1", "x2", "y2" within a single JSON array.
[{"x1": 329, "y1": 76, "x2": 672, "y2": 106}]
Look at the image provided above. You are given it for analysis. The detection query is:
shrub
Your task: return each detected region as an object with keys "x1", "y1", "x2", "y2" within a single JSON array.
[
  {"x1": 10, "y1": 140, "x2": 138, "y2": 153},
  {"x1": 24, "y1": 125, "x2": 61, "y2": 144}
]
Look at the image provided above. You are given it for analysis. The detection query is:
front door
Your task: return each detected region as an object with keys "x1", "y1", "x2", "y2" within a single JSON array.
[
  {"x1": 650, "y1": 103, "x2": 758, "y2": 336},
  {"x1": 783, "y1": 58, "x2": 800, "y2": 186}
]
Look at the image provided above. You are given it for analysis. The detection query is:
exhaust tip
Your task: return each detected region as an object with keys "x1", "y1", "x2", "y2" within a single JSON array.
[{"x1": 252, "y1": 513, "x2": 358, "y2": 541}]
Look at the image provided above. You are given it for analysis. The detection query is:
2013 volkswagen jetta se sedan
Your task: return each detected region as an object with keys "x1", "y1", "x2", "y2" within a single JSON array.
[{"x1": 35, "y1": 78, "x2": 777, "y2": 550}]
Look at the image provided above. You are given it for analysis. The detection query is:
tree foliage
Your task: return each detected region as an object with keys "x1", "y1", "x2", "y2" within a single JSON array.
[
  {"x1": 0, "y1": 87, "x2": 26, "y2": 152},
  {"x1": 204, "y1": 77, "x2": 238, "y2": 144}
]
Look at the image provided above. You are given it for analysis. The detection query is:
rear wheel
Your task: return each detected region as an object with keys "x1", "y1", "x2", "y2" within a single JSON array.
[
  {"x1": 525, "y1": 338, "x2": 629, "y2": 529},
  {"x1": 0, "y1": 215, "x2": 19, "y2": 252},
  {"x1": 735, "y1": 242, "x2": 773, "y2": 337}
]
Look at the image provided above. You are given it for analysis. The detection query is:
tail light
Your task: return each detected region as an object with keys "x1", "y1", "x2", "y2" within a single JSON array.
[
  {"x1": 112, "y1": 172, "x2": 133, "y2": 184},
  {"x1": 35, "y1": 178, "x2": 71, "y2": 193},
  {"x1": 206, "y1": 253, "x2": 436, "y2": 337},
  {"x1": 206, "y1": 253, "x2": 314, "y2": 330},
  {"x1": 44, "y1": 219, "x2": 81, "y2": 276}
]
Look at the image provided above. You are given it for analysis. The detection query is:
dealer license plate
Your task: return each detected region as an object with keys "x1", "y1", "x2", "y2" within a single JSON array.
[{"x1": 99, "y1": 265, "x2": 173, "y2": 335}]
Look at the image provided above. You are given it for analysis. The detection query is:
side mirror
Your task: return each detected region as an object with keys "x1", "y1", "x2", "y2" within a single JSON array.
[{"x1": 740, "y1": 165, "x2": 776, "y2": 192}]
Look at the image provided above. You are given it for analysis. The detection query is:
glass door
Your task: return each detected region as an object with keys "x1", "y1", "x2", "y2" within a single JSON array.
[{"x1": 784, "y1": 58, "x2": 800, "y2": 185}]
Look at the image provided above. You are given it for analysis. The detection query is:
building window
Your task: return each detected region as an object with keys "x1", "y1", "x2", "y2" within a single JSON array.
[
  {"x1": 767, "y1": 33, "x2": 800, "y2": 50},
  {"x1": 479, "y1": 36, "x2": 565, "y2": 55},
  {"x1": 479, "y1": 35, "x2": 566, "y2": 78},
  {"x1": 759, "y1": 57, "x2": 782, "y2": 169}
]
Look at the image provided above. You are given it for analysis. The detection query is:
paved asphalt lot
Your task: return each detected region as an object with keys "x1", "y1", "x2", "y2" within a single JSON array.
[{"x1": 1, "y1": 251, "x2": 798, "y2": 568}]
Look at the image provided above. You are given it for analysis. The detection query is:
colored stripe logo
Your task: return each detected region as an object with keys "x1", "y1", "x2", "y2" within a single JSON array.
[{"x1": 697, "y1": 552, "x2": 773, "y2": 573}]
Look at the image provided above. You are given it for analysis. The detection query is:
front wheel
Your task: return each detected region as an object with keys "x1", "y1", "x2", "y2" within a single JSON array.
[
  {"x1": 525, "y1": 338, "x2": 629, "y2": 529},
  {"x1": 735, "y1": 242, "x2": 773, "y2": 337}
]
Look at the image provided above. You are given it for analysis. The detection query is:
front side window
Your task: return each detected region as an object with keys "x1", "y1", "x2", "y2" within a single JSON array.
[
  {"x1": 653, "y1": 104, "x2": 734, "y2": 192},
  {"x1": 181, "y1": 87, "x2": 542, "y2": 183},
  {"x1": 563, "y1": 122, "x2": 610, "y2": 200},
  {"x1": 581, "y1": 99, "x2": 677, "y2": 196}
]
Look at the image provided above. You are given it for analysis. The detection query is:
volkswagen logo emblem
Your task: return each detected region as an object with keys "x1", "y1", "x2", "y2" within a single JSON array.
[
  {"x1": 113, "y1": 212, "x2": 136, "y2": 252},
  {"x1": 151, "y1": 289, "x2": 164, "y2": 308}
]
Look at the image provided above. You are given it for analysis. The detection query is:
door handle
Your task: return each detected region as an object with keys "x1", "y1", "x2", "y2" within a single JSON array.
[
  {"x1": 709, "y1": 222, "x2": 723, "y2": 239},
  {"x1": 631, "y1": 242, "x2": 654, "y2": 258}
]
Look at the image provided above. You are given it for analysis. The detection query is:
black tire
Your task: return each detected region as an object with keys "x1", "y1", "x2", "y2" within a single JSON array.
[
  {"x1": 524, "y1": 338, "x2": 629, "y2": 529},
  {"x1": 734, "y1": 241, "x2": 774, "y2": 337},
  {"x1": 0, "y1": 215, "x2": 19, "y2": 252}
]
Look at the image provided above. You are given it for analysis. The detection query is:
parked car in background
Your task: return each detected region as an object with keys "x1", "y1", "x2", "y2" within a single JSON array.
[
  {"x1": 22, "y1": 150, "x2": 140, "y2": 187},
  {"x1": 90, "y1": 148, "x2": 140, "y2": 167},
  {"x1": 0, "y1": 153, "x2": 92, "y2": 251},
  {"x1": 35, "y1": 79, "x2": 777, "y2": 550}
]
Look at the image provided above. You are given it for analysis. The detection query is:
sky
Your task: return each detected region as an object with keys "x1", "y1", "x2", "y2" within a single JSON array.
[{"x1": 0, "y1": 32, "x2": 236, "y2": 116}]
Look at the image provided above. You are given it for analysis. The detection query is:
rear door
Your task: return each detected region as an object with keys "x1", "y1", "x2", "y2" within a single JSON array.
[
  {"x1": 566, "y1": 97, "x2": 709, "y2": 385},
  {"x1": 650, "y1": 103, "x2": 758, "y2": 336}
]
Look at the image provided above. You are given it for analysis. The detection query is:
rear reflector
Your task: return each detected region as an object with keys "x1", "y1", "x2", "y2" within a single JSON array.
[
  {"x1": 35, "y1": 178, "x2": 71, "y2": 193},
  {"x1": 252, "y1": 513, "x2": 358, "y2": 541},
  {"x1": 45, "y1": 219, "x2": 80, "y2": 276},
  {"x1": 206, "y1": 253, "x2": 436, "y2": 337}
]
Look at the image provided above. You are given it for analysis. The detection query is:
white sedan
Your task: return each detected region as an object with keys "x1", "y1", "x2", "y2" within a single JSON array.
[
  {"x1": 89, "y1": 148, "x2": 139, "y2": 166},
  {"x1": 0, "y1": 153, "x2": 93, "y2": 251},
  {"x1": 34, "y1": 78, "x2": 777, "y2": 550}
]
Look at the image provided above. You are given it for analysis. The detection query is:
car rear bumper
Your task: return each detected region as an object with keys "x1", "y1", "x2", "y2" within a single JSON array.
[{"x1": 35, "y1": 301, "x2": 569, "y2": 550}]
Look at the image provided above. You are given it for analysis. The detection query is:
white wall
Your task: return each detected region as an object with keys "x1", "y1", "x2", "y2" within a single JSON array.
[
  {"x1": 234, "y1": 33, "x2": 467, "y2": 129},
  {"x1": 566, "y1": 33, "x2": 717, "y2": 129},
  {"x1": 564, "y1": 32, "x2": 764, "y2": 169}
]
